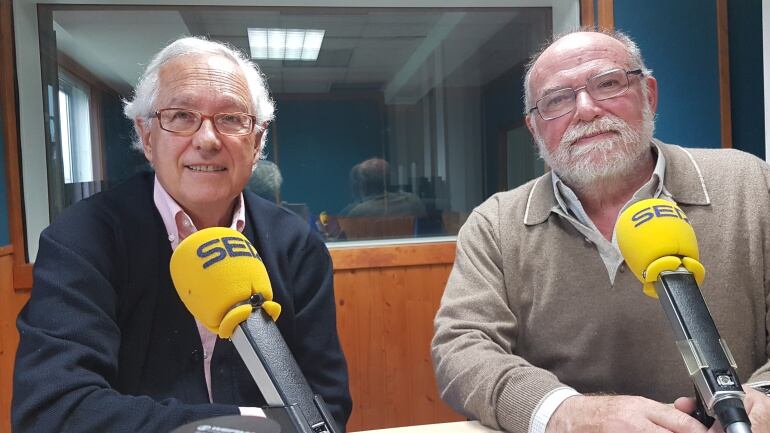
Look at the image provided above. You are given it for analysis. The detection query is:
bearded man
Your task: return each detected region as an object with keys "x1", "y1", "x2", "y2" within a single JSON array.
[{"x1": 432, "y1": 30, "x2": 770, "y2": 433}]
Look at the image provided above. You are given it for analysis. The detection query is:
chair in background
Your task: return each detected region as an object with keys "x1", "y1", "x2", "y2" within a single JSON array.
[{"x1": 336, "y1": 215, "x2": 415, "y2": 240}]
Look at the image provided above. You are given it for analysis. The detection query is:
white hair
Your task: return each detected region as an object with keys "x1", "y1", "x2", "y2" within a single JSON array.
[
  {"x1": 523, "y1": 28, "x2": 652, "y2": 114},
  {"x1": 123, "y1": 36, "x2": 275, "y2": 157}
]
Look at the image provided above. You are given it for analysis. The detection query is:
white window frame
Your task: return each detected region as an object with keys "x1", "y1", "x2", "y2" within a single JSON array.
[
  {"x1": 13, "y1": 0, "x2": 579, "y2": 261},
  {"x1": 764, "y1": 2, "x2": 770, "y2": 160}
]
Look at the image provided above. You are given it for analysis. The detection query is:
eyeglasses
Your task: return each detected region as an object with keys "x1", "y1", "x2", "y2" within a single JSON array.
[
  {"x1": 528, "y1": 68, "x2": 644, "y2": 121},
  {"x1": 152, "y1": 108, "x2": 258, "y2": 136}
]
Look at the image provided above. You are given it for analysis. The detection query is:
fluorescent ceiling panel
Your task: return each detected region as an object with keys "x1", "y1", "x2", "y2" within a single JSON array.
[{"x1": 248, "y1": 27, "x2": 325, "y2": 61}]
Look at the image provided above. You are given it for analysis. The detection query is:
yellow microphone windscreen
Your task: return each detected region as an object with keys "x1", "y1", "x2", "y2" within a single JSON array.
[
  {"x1": 616, "y1": 198, "x2": 701, "y2": 288},
  {"x1": 170, "y1": 227, "x2": 279, "y2": 338}
]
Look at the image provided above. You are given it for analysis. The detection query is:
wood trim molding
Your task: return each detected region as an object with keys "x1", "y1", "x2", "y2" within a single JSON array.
[
  {"x1": 580, "y1": 0, "x2": 596, "y2": 28},
  {"x1": 1, "y1": 0, "x2": 27, "y2": 266},
  {"x1": 717, "y1": 0, "x2": 733, "y2": 149},
  {"x1": 0, "y1": 245, "x2": 12, "y2": 257},
  {"x1": 13, "y1": 263, "x2": 32, "y2": 292},
  {"x1": 597, "y1": 0, "x2": 614, "y2": 30},
  {"x1": 2, "y1": 242, "x2": 460, "y2": 289},
  {"x1": 330, "y1": 242, "x2": 456, "y2": 271}
]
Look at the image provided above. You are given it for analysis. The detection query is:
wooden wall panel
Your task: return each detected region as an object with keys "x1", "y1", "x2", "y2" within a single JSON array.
[
  {"x1": 717, "y1": 0, "x2": 733, "y2": 148},
  {"x1": 333, "y1": 243, "x2": 463, "y2": 432},
  {"x1": 0, "y1": 253, "x2": 10, "y2": 433},
  {"x1": 597, "y1": 0, "x2": 614, "y2": 29},
  {"x1": 0, "y1": 252, "x2": 29, "y2": 433},
  {"x1": 580, "y1": 0, "x2": 595, "y2": 28},
  {"x1": 2, "y1": 0, "x2": 27, "y2": 268},
  {"x1": 331, "y1": 243, "x2": 455, "y2": 271}
]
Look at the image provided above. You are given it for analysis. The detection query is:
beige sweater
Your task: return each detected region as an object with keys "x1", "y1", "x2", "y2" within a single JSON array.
[{"x1": 432, "y1": 142, "x2": 770, "y2": 433}]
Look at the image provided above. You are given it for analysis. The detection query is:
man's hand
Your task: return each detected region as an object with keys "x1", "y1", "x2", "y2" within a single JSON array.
[
  {"x1": 674, "y1": 387, "x2": 770, "y2": 433},
  {"x1": 545, "y1": 395, "x2": 709, "y2": 433}
]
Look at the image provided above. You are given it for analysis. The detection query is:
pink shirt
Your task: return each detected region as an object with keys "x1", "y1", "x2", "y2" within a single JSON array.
[{"x1": 152, "y1": 176, "x2": 245, "y2": 403}]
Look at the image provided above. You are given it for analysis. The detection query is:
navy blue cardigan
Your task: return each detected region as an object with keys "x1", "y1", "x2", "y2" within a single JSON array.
[{"x1": 12, "y1": 171, "x2": 352, "y2": 433}]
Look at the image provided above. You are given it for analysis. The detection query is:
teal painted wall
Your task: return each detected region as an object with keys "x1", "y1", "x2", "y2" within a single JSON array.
[
  {"x1": 275, "y1": 98, "x2": 383, "y2": 217},
  {"x1": 727, "y1": 0, "x2": 764, "y2": 158},
  {"x1": 615, "y1": 0, "x2": 765, "y2": 157},
  {"x1": 615, "y1": 0, "x2": 722, "y2": 149}
]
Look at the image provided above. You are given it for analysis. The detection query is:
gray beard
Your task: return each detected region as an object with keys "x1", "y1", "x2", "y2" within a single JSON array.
[{"x1": 534, "y1": 106, "x2": 656, "y2": 190}]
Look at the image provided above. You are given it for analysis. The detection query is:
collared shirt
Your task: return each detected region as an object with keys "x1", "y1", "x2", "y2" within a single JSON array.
[
  {"x1": 152, "y1": 176, "x2": 245, "y2": 403},
  {"x1": 531, "y1": 142, "x2": 671, "y2": 433},
  {"x1": 550, "y1": 141, "x2": 670, "y2": 284}
]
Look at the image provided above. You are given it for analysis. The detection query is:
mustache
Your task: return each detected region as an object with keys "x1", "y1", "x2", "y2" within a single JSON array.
[{"x1": 560, "y1": 116, "x2": 629, "y2": 148}]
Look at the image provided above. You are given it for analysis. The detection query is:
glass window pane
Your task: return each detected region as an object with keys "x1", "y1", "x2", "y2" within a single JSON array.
[
  {"x1": 59, "y1": 72, "x2": 94, "y2": 184},
  {"x1": 58, "y1": 90, "x2": 73, "y2": 184},
  {"x1": 41, "y1": 5, "x2": 553, "y2": 244}
]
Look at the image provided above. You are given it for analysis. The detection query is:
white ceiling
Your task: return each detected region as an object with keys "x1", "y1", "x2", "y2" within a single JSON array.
[
  {"x1": 54, "y1": 10, "x2": 192, "y2": 95},
  {"x1": 53, "y1": 7, "x2": 551, "y2": 101}
]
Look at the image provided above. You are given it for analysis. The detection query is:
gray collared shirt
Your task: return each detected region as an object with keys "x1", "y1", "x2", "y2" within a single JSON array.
[{"x1": 550, "y1": 142, "x2": 671, "y2": 284}]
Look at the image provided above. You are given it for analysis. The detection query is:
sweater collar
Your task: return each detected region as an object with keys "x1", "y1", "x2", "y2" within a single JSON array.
[{"x1": 523, "y1": 139, "x2": 711, "y2": 226}]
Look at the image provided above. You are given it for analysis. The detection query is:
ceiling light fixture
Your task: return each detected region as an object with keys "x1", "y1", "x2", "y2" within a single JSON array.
[{"x1": 248, "y1": 28, "x2": 325, "y2": 61}]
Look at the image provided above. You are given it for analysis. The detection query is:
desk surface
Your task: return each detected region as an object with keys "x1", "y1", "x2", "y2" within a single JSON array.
[{"x1": 355, "y1": 421, "x2": 501, "y2": 433}]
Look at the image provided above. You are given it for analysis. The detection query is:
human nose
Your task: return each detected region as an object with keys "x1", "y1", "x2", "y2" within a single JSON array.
[
  {"x1": 192, "y1": 117, "x2": 222, "y2": 152},
  {"x1": 572, "y1": 86, "x2": 603, "y2": 122}
]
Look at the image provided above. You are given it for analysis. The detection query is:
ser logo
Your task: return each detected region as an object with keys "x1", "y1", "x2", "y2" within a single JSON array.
[
  {"x1": 631, "y1": 204, "x2": 689, "y2": 228},
  {"x1": 196, "y1": 236, "x2": 258, "y2": 269}
]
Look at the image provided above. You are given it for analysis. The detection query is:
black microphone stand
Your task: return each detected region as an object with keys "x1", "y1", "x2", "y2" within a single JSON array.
[
  {"x1": 230, "y1": 294, "x2": 340, "y2": 433},
  {"x1": 656, "y1": 269, "x2": 752, "y2": 433}
]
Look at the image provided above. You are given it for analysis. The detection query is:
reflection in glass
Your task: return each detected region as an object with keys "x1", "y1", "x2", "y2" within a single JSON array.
[{"x1": 333, "y1": 158, "x2": 426, "y2": 241}]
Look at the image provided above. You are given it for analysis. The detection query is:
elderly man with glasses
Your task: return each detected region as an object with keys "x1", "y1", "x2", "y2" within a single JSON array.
[
  {"x1": 12, "y1": 37, "x2": 351, "y2": 433},
  {"x1": 432, "y1": 29, "x2": 770, "y2": 433}
]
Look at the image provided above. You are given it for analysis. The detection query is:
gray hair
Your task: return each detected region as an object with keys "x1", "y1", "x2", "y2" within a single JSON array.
[
  {"x1": 248, "y1": 160, "x2": 283, "y2": 202},
  {"x1": 523, "y1": 28, "x2": 652, "y2": 114},
  {"x1": 123, "y1": 36, "x2": 275, "y2": 157}
]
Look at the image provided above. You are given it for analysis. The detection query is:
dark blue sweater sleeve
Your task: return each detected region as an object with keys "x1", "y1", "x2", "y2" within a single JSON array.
[
  {"x1": 12, "y1": 214, "x2": 239, "y2": 433},
  {"x1": 288, "y1": 229, "x2": 352, "y2": 432}
]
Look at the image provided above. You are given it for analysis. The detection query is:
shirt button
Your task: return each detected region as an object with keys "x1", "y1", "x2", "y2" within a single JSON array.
[
  {"x1": 619, "y1": 264, "x2": 626, "y2": 273},
  {"x1": 168, "y1": 234, "x2": 175, "y2": 242}
]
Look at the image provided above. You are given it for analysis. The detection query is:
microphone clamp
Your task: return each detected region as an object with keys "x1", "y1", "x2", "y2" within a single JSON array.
[{"x1": 250, "y1": 293, "x2": 266, "y2": 308}]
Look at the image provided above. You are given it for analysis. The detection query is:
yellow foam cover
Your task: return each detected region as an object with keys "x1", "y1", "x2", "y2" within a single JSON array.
[
  {"x1": 616, "y1": 198, "x2": 705, "y2": 298},
  {"x1": 169, "y1": 227, "x2": 281, "y2": 339}
]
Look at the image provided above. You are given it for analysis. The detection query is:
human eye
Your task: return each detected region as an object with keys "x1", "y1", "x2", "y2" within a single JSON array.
[
  {"x1": 596, "y1": 78, "x2": 621, "y2": 89},
  {"x1": 543, "y1": 90, "x2": 573, "y2": 108},
  {"x1": 215, "y1": 113, "x2": 252, "y2": 134},
  {"x1": 591, "y1": 71, "x2": 625, "y2": 93},
  {"x1": 219, "y1": 113, "x2": 244, "y2": 125},
  {"x1": 169, "y1": 110, "x2": 196, "y2": 122}
]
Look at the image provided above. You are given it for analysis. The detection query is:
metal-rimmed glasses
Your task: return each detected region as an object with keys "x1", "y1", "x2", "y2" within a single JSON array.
[
  {"x1": 152, "y1": 108, "x2": 258, "y2": 136},
  {"x1": 528, "y1": 68, "x2": 644, "y2": 121}
]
